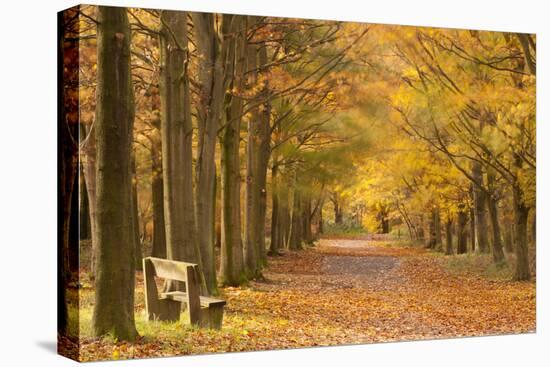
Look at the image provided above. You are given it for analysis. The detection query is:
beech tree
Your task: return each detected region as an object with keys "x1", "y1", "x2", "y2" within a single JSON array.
[{"x1": 91, "y1": 6, "x2": 138, "y2": 341}]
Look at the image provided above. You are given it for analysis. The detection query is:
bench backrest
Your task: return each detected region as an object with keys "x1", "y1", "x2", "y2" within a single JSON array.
[
  {"x1": 142, "y1": 257, "x2": 201, "y2": 324},
  {"x1": 145, "y1": 257, "x2": 197, "y2": 282}
]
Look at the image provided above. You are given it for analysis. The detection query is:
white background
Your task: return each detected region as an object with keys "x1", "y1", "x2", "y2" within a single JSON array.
[{"x1": 0, "y1": 0, "x2": 547, "y2": 365}]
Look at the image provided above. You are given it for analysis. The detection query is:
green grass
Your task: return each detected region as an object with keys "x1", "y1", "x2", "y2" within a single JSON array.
[
  {"x1": 322, "y1": 223, "x2": 368, "y2": 238},
  {"x1": 439, "y1": 253, "x2": 514, "y2": 281}
]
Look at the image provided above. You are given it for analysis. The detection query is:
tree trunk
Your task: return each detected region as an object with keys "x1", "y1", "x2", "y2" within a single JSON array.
[
  {"x1": 193, "y1": 13, "x2": 232, "y2": 294},
  {"x1": 333, "y1": 194, "x2": 343, "y2": 224},
  {"x1": 289, "y1": 187, "x2": 303, "y2": 250},
  {"x1": 150, "y1": 128, "x2": 166, "y2": 259},
  {"x1": 257, "y1": 45, "x2": 271, "y2": 264},
  {"x1": 472, "y1": 165, "x2": 489, "y2": 253},
  {"x1": 131, "y1": 153, "x2": 142, "y2": 271},
  {"x1": 302, "y1": 196, "x2": 313, "y2": 244},
  {"x1": 318, "y1": 201, "x2": 324, "y2": 234},
  {"x1": 513, "y1": 184, "x2": 530, "y2": 281},
  {"x1": 469, "y1": 207, "x2": 476, "y2": 252},
  {"x1": 487, "y1": 193, "x2": 505, "y2": 263},
  {"x1": 427, "y1": 209, "x2": 436, "y2": 249},
  {"x1": 79, "y1": 166, "x2": 91, "y2": 240},
  {"x1": 279, "y1": 180, "x2": 291, "y2": 249},
  {"x1": 456, "y1": 207, "x2": 468, "y2": 254},
  {"x1": 504, "y1": 224, "x2": 514, "y2": 253},
  {"x1": 417, "y1": 214, "x2": 425, "y2": 240},
  {"x1": 82, "y1": 123, "x2": 98, "y2": 274},
  {"x1": 434, "y1": 209, "x2": 442, "y2": 251},
  {"x1": 69, "y1": 172, "x2": 80, "y2": 272},
  {"x1": 159, "y1": 11, "x2": 203, "y2": 303},
  {"x1": 445, "y1": 218, "x2": 453, "y2": 255},
  {"x1": 269, "y1": 162, "x2": 281, "y2": 255},
  {"x1": 244, "y1": 35, "x2": 271, "y2": 275},
  {"x1": 92, "y1": 6, "x2": 138, "y2": 341},
  {"x1": 220, "y1": 17, "x2": 246, "y2": 286}
]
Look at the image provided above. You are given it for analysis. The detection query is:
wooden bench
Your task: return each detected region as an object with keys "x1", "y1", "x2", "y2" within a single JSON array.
[{"x1": 142, "y1": 257, "x2": 226, "y2": 329}]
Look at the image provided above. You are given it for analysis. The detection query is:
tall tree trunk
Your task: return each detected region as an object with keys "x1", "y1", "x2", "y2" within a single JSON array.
[
  {"x1": 504, "y1": 224, "x2": 514, "y2": 253},
  {"x1": 92, "y1": 6, "x2": 138, "y2": 341},
  {"x1": 279, "y1": 179, "x2": 291, "y2": 249},
  {"x1": 469, "y1": 207, "x2": 476, "y2": 252},
  {"x1": 79, "y1": 166, "x2": 91, "y2": 240},
  {"x1": 456, "y1": 207, "x2": 468, "y2": 254},
  {"x1": 131, "y1": 153, "x2": 142, "y2": 270},
  {"x1": 333, "y1": 194, "x2": 343, "y2": 224},
  {"x1": 472, "y1": 165, "x2": 489, "y2": 253},
  {"x1": 220, "y1": 16, "x2": 246, "y2": 286},
  {"x1": 244, "y1": 30, "x2": 261, "y2": 277},
  {"x1": 82, "y1": 123, "x2": 98, "y2": 274},
  {"x1": 427, "y1": 209, "x2": 436, "y2": 249},
  {"x1": 269, "y1": 162, "x2": 281, "y2": 255},
  {"x1": 150, "y1": 128, "x2": 166, "y2": 259},
  {"x1": 160, "y1": 11, "x2": 202, "y2": 301},
  {"x1": 434, "y1": 208, "x2": 442, "y2": 251},
  {"x1": 256, "y1": 45, "x2": 271, "y2": 265},
  {"x1": 445, "y1": 218, "x2": 453, "y2": 255},
  {"x1": 302, "y1": 196, "x2": 313, "y2": 244},
  {"x1": 487, "y1": 193, "x2": 505, "y2": 263},
  {"x1": 244, "y1": 34, "x2": 271, "y2": 275},
  {"x1": 69, "y1": 172, "x2": 80, "y2": 272},
  {"x1": 512, "y1": 184, "x2": 530, "y2": 281},
  {"x1": 318, "y1": 201, "x2": 324, "y2": 235},
  {"x1": 289, "y1": 187, "x2": 303, "y2": 250},
  {"x1": 193, "y1": 13, "x2": 232, "y2": 294},
  {"x1": 416, "y1": 215, "x2": 425, "y2": 241}
]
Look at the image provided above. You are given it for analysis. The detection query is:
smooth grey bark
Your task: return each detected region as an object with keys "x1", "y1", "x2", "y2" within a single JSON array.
[
  {"x1": 472, "y1": 163, "x2": 489, "y2": 253},
  {"x1": 220, "y1": 15, "x2": 246, "y2": 286},
  {"x1": 244, "y1": 33, "x2": 271, "y2": 276},
  {"x1": 302, "y1": 196, "x2": 313, "y2": 244},
  {"x1": 487, "y1": 196, "x2": 505, "y2": 264},
  {"x1": 79, "y1": 166, "x2": 91, "y2": 240},
  {"x1": 269, "y1": 162, "x2": 281, "y2": 255},
  {"x1": 318, "y1": 201, "x2": 324, "y2": 235},
  {"x1": 92, "y1": 6, "x2": 138, "y2": 341},
  {"x1": 69, "y1": 171, "x2": 80, "y2": 272},
  {"x1": 149, "y1": 122, "x2": 166, "y2": 259},
  {"x1": 445, "y1": 218, "x2": 453, "y2": 255},
  {"x1": 131, "y1": 153, "x2": 142, "y2": 271},
  {"x1": 504, "y1": 224, "x2": 514, "y2": 253},
  {"x1": 434, "y1": 209, "x2": 442, "y2": 251},
  {"x1": 469, "y1": 206, "x2": 476, "y2": 252},
  {"x1": 159, "y1": 11, "x2": 203, "y2": 304},
  {"x1": 192, "y1": 13, "x2": 234, "y2": 294},
  {"x1": 82, "y1": 123, "x2": 98, "y2": 274},
  {"x1": 456, "y1": 206, "x2": 468, "y2": 254},
  {"x1": 332, "y1": 192, "x2": 343, "y2": 224},
  {"x1": 427, "y1": 209, "x2": 437, "y2": 249},
  {"x1": 512, "y1": 182, "x2": 531, "y2": 281},
  {"x1": 289, "y1": 184, "x2": 303, "y2": 250}
]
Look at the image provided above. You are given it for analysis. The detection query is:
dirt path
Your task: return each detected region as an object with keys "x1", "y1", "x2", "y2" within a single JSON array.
[
  {"x1": 74, "y1": 238, "x2": 536, "y2": 361},
  {"x1": 231, "y1": 238, "x2": 536, "y2": 346}
]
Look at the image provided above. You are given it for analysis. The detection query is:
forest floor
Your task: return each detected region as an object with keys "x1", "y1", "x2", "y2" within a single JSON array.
[{"x1": 61, "y1": 238, "x2": 536, "y2": 361}]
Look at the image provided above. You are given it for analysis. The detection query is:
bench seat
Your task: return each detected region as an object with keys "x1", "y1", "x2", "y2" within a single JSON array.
[{"x1": 160, "y1": 291, "x2": 226, "y2": 307}]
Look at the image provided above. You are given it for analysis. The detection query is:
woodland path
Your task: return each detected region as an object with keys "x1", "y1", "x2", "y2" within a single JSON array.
[
  {"x1": 229, "y1": 238, "x2": 536, "y2": 346},
  {"x1": 73, "y1": 238, "x2": 536, "y2": 361}
]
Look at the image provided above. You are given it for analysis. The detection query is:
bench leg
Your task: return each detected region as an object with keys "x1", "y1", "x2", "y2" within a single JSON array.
[
  {"x1": 157, "y1": 299, "x2": 181, "y2": 322},
  {"x1": 199, "y1": 304, "x2": 225, "y2": 329}
]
